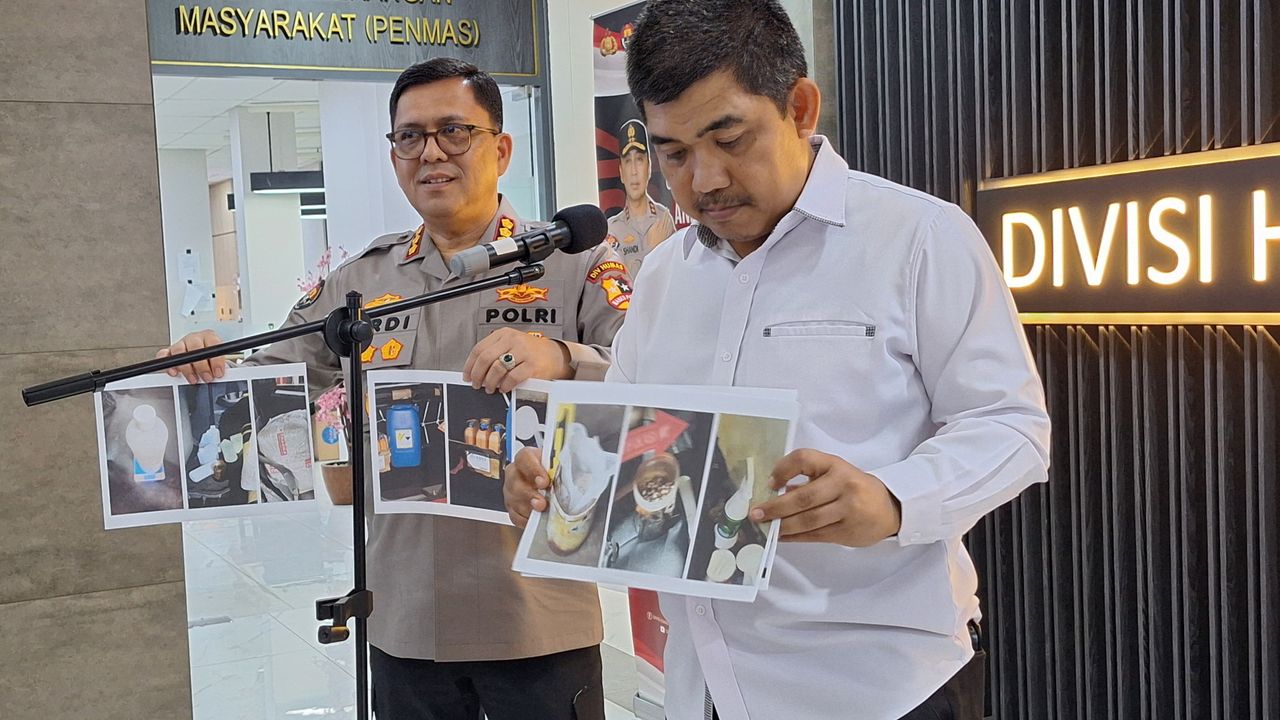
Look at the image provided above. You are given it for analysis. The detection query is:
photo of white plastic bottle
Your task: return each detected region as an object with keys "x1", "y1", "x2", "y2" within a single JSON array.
[{"x1": 126, "y1": 403, "x2": 169, "y2": 483}]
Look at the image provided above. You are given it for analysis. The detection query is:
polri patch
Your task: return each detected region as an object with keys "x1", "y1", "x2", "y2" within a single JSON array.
[
  {"x1": 587, "y1": 261, "x2": 633, "y2": 311},
  {"x1": 496, "y1": 284, "x2": 550, "y2": 305},
  {"x1": 365, "y1": 293, "x2": 404, "y2": 309}
]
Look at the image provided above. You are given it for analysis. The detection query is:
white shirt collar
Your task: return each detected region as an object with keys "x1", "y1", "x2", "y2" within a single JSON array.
[{"x1": 683, "y1": 135, "x2": 849, "y2": 258}]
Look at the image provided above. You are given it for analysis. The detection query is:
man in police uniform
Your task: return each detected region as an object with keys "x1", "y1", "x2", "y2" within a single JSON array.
[
  {"x1": 160, "y1": 58, "x2": 627, "y2": 720},
  {"x1": 606, "y1": 118, "x2": 677, "y2": 276}
]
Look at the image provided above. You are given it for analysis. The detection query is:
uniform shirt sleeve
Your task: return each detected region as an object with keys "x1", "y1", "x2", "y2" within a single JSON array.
[
  {"x1": 869, "y1": 205, "x2": 1052, "y2": 546},
  {"x1": 603, "y1": 306, "x2": 637, "y2": 385},
  {"x1": 565, "y1": 243, "x2": 628, "y2": 381},
  {"x1": 239, "y1": 274, "x2": 344, "y2": 395},
  {"x1": 645, "y1": 210, "x2": 678, "y2": 251}
]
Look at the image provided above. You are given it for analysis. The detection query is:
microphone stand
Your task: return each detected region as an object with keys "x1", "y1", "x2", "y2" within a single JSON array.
[{"x1": 22, "y1": 262, "x2": 548, "y2": 720}]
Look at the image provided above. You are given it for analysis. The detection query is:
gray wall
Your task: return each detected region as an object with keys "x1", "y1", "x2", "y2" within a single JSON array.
[{"x1": 0, "y1": 2, "x2": 192, "y2": 718}]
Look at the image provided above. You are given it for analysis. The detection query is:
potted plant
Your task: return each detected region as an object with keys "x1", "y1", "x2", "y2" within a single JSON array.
[{"x1": 300, "y1": 248, "x2": 354, "y2": 505}]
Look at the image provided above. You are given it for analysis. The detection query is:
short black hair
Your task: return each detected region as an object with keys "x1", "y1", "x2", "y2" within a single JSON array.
[
  {"x1": 389, "y1": 57, "x2": 503, "y2": 129},
  {"x1": 626, "y1": 0, "x2": 807, "y2": 115}
]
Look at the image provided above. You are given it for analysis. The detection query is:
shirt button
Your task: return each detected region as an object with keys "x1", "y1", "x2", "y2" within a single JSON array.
[
  {"x1": 738, "y1": 273, "x2": 750, "y2": 284},
  {"x1": 911, "y1": 532, "x2": 922, "y2": 542},
  {"x1": 695, "y1": 605, "x2": 707, "y2": 616},
  {"x1": 720, "y1": 351, "x2": 732, "y2": 362}
]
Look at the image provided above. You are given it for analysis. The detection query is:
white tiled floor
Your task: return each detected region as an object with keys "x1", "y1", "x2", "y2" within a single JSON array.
[{"x1": 183, "y1": 491, "x2": 641, "y2": 719}]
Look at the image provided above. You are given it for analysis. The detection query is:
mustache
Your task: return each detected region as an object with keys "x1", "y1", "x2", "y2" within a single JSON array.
[{"x1": 696, "y1": 191, "x2": 751, "y2": 212}]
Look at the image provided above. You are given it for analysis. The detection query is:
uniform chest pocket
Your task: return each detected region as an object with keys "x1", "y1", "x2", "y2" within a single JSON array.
[
  {"x1": 361, "y1": 308, "x2": 421, "y2": 369},
  {"x1": 762, "y1": 320, "x2": 877, "y2": 339},
  {"x1": 362, "y1": 330, "x2": 418, "y2": 369}
]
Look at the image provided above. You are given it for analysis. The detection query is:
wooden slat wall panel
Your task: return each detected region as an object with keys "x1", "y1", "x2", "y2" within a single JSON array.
[
  {"x1": 835, "y1": 3, "x2": 1280, "y2": 717},
  {"x1": 837, "y1": 0, "x2": 1280, "y2": 207}
]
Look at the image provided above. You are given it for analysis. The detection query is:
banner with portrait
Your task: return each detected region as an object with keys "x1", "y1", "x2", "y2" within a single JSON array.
[{"x1": 593, "y1": 1, "x2": 694, "y2": 280}]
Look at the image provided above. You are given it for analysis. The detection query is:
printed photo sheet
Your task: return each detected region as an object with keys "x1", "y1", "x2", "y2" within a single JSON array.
[
  {"x1": 96, "y1": 364, "x2": 314, "y2": 529},
  {"x1": 369, "y1": 371, "x2": 555, "y2": 525},
  {"x1": 513, "y1": 381, "x2": 798, "y2": 602}
]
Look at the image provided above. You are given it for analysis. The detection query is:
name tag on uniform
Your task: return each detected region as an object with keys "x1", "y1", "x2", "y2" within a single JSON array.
[{"x1": 362, "y1": 308, "x2": 421, "y2": 368}]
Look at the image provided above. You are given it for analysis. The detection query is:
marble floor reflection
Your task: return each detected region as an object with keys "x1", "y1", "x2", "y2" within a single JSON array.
[{"x1": 184, "y1": 485, "x2": 640, "y2": 719}]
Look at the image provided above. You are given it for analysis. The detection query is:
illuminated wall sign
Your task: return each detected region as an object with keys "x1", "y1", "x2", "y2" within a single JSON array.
[
  {"x1": 975, "y1": 144, "x2": 1280, "y2": 323},
  {"x1": 146, "y1": 0, "x2": 541, "y2": 80}
]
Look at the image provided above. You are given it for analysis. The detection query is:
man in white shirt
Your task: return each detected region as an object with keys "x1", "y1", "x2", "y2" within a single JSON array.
[{"x1": 505, "y1": 1, "x2": 1051, "y2": 718}]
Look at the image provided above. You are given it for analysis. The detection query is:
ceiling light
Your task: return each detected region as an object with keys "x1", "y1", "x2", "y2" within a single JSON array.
[
  {"x1": 299, "y1": 192, "x2": 326, "y2": 210},
  {"x1": 250, "y1": 169, "x2": 324, "y2": 194}
]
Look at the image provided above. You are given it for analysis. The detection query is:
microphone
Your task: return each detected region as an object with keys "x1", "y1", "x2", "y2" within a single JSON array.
[{"x1": 449, "y1": 204, "x2": 608, "y2": 277}]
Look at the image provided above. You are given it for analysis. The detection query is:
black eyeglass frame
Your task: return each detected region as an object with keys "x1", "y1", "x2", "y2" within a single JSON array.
[{"x1": 385, "y1": 123, "x2": 502, "y2": 160}]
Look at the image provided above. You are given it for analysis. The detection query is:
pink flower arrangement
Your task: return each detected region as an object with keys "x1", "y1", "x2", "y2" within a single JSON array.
[
  {"x1": 301, "y1": 248, "x2": 353, "y2": 443},
  {"x1": 314, "y1": 383, "x2": 349, "y2": 434},
  {"x1": 298, "y1": 246, "x2": 350, "y2": 294}
]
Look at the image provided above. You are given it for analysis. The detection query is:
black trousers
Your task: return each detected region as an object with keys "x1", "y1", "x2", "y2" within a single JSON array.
[
  {"x1": 710, "y1": 648, "x2": 986, "y2": 720},
  {"x1": 897, "y1": 649, "x2": 987, "y2": 720},
  {"x1": 370, "y1": 644, "x2": 604, "y2": 720}
]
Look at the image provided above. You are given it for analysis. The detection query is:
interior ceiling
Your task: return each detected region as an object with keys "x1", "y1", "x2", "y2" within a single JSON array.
[
  {"x1": 152, "y1": 76, "x2": 323, "y2": 184},
  {"x1": 152, "y1": 77, "x2": 529, "y2": 186}
]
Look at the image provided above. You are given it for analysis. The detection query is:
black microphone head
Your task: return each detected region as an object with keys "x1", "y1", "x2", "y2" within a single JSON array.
[{"x1": 552, "y1": 204, "x2": 608, "y2": 254}]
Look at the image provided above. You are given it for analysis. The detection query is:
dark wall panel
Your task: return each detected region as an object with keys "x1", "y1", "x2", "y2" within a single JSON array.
[{"x1": 835, "y1": 2, "x2": 1280, "y2": 718}]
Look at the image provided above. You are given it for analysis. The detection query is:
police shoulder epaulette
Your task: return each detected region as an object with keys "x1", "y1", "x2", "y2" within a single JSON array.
[{"x1": 365, "y1": 229, "x2": 417, "y2": 253}]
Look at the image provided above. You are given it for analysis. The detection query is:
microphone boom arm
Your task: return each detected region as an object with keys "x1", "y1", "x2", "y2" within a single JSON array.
[
  {"x1": 21, "y1": 264, "x2": 547, "y2": 407},
  {"x1": 18, "y1": 261, "x2": 547, "y2": 720}
]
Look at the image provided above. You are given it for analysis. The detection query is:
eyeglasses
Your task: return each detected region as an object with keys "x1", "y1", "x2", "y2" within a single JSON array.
[{"x1": 385, "y1": 123, "x2": 501, "y2": 160}]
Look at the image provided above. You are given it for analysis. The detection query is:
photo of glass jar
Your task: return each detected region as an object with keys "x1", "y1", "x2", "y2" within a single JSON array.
[
  {"x1": 527, "y1": 403, "x2": 626, "y2": 567},
  {"x1": 601, "y1": 407, "x2": 713, "y2": 577}
]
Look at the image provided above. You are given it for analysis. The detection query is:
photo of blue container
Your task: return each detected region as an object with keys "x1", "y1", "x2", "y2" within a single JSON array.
[{"x1": 387, "y1": 402, "x2": 422, "y2": 468}]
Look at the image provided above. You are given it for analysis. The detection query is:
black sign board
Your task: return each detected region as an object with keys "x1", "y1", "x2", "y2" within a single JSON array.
[
  {"x1": 975, "y1": 145, "x2": 1280, "y2": 323},
  {"x1": 148, "y1": 0, "x2": 541, "y2": 81}
]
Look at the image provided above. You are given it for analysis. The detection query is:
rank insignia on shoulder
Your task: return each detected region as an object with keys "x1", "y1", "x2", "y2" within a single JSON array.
[
  {"x1": 496, "y1": 216, "x2": 517, "y2": 239},
  {"x1": 404, "y1": 226, "x2": 425, "y2": 261},
  {"x1": 295, "y1": 279, "x2": 324, "y2": 310}
]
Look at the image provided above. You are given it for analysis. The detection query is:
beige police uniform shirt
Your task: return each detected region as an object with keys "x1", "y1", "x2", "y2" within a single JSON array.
[
  {"x1": 245, "y1": 197, "x2": 629, "y2": 661},
  {"x1": 606, "y1": 199, "x2": 677, "y2": 277}
]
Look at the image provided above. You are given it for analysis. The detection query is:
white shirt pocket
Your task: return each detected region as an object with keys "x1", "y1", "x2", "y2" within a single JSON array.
[
  {"x1": 762, "y1": 320, "x2": 877, "y2": 339},
  {"x1": 743, "y1": 319, "x2": 884, "y2": 427}
]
